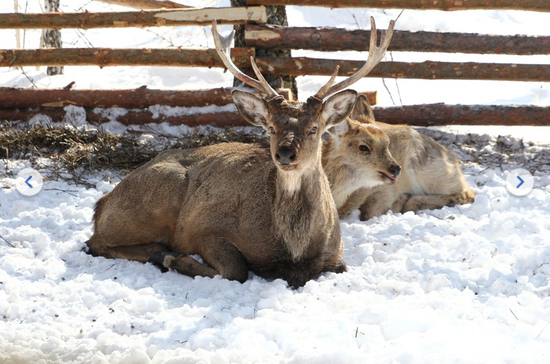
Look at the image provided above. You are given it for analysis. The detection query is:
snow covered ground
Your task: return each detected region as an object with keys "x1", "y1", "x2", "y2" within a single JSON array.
[{"x1": 1, "y1": 1, "x2": 550, "y2": 363}]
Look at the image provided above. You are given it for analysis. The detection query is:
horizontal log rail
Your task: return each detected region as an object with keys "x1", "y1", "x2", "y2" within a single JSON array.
[
  {"x1": 1, "y1": 48, "x2": 548, "y2": 82},
  {"x1": 0, "y1": 48, "x2": 255, "y2": 68},
  {"x1": 246, "y1": 0, "x2": 550, "y2": 12},
  {"x1": 0, "y1": 108, "x2": 247, "y2": 128},
  {"x1": 0, "y1": 87, "x2": 238, "y2": 108},
  {"x1": 95, "y1": 0, "x2": 191, "y2": 9},
  {"x1": 373, "y1": 104, "x2": 550, "y2": 126},
  {"x1": 0, "y1": 7, "x2": 267, "y2": 29},
  {"x1": 1, "y1": 104, "x2": 547, "y2": 127},
  {"x1": 245, "y1": 25, "x2": 550, "y2": 55},
  {"x1": 0, "y1": 86, "x2": 300, "y2": 108},
  {"x1": 254, "y1": 57, "x2": 550, "y2": 82}
]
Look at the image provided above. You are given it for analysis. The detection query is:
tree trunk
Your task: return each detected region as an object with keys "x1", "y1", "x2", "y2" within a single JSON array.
[
  {"x1": 231, "y1": 0, "x2": 297, "y2": 97},
  {"x1": 14, "y1": 0, "x2": 21, "y2": 49},
  {"x1": 42, "y1": 0, "x2": 63, "y2": 75}
]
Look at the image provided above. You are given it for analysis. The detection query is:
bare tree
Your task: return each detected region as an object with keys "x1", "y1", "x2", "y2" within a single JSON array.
[
  {"x1": 230, "y1": 0, "x2": 297, "y2": 98},
  {"x1": 42, "y1": 0, "x2": 63, "y2": 75}
]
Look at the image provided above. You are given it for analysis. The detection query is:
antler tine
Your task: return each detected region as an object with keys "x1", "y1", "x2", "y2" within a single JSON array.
[
  {"x1": 211, "y1": 20, "x2": 279, "y2": 99},
  {"x1": 313, "y1": 65, "x2": 340, "y2": 100},
  {"x1": 314, "y1": 17, "x2": 395, "y2": 100},
  {"x1": 249, "y1": 56, "x2": 280, "y2": 98}
]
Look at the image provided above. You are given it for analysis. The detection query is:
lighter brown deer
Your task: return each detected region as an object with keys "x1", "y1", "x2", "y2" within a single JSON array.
[
  {"x1": 85, "y1": 18, "x2": 395, "y2": 287},
  {"x1": 322, "y1": 113, "x2": 402, "y2": 213},
  {"x1": 323, "y1": 94, "x2": 475, "y2": 221}
]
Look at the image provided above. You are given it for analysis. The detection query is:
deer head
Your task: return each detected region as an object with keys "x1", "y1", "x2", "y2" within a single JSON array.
[{"x1": 212, "y1": 18, "x2": 395, "y2": 183}]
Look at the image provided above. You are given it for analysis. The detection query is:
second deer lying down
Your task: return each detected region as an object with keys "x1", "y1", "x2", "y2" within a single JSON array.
[
  {"x1": 85, "y1": 18, "x2": 395, "y2": 288},
  {"x1": 323, "y1": 94, "x2": 475, "y2": 221}
]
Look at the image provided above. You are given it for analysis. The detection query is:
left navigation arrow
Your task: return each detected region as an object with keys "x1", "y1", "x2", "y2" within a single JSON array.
[{"x1": 25, "y1": 176, "x2": 34, "y2": 188}]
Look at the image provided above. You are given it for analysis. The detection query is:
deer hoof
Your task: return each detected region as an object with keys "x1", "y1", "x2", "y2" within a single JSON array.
[{"x1": 148, "y1": 251, "x2": 180, "y2": 273}]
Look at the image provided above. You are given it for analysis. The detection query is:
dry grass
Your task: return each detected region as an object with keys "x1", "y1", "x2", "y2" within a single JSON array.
[{"x1": 0, "y1": 120, "x2": 266, "y2": 186}]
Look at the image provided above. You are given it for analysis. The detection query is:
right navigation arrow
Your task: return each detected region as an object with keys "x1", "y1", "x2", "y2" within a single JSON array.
[{"x1": 516, "y1": 176, "x2": 525, "y2": 189}]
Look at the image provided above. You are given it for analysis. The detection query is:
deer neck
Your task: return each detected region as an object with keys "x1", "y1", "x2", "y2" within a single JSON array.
[
  {"x1": 277, "y1": 169, "x2": 303, "y2": 194},
  {"x1": 274, "y1": 157, "x2": 331, "y2": 262}
]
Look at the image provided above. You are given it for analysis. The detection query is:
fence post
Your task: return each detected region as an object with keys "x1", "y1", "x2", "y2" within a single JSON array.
[
  {"x1": 42, "y1": 0, "x2": 63, "y2": 75},
  {"x1": 231, "y1": 0, "x2": 297, "y2": 98}
]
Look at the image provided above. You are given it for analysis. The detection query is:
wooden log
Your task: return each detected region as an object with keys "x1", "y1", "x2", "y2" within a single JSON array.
[
  {"x1": 0, "y1": 7, "x2": 267, "y2": 30},
  {"x1": 1, "y1": 48, "x2": 547, "y2": 82},
  {"x1": 373, "y1": 104, "x2": 550, "y2": 126},
  {"x1": 1, "y1": 104, "x2": 548, "y2": 127},
  {"x1": 95, "y1": 0, "x2": 191, "y2": 9},
  {"x1": 245, "y1": 25, "x2": 550, "y2": 55},
  {"x1": 0, "y1": 87, "x2": 238, "y2": 108},
  {"x1": 253, "y1": 57, "x2": 550, "y2": 82},
  {"x1": 0, "y1": 48, "x2": 254, "y2": 68},
  {"x1": 0, "y1": 86, "x2": 299, "y2": 108},
  {"x1": 246, "y1": 0, "x2": 549, "y2": 12},
  {"x1": 0, "y1": 108, "x2": 250, "y2": 128},
  {"x1": 359, "y1": 92, "x2": 377, "y2": 106},
  {"x1": 109, "y1": 110, "x2": 250, "y2": 127}
]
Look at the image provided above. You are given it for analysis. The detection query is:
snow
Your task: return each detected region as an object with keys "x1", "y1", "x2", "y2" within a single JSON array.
[{"x1": 1, "y1": 1, "x2": 550, "y2": 363}]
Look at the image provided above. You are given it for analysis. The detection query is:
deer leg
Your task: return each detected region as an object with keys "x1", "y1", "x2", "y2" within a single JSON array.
[
  {"x1": 402, "y1": 194, "x2": 451, "y2": 212},
  {"x1": 359, "y1": 185, "x2": 402, "y2": 221},
  {"x1": 402, "y1": 191, "x2": 474, "y2": 213},
  {"x1": 148, "y1": 251, "x2": 219, "y2": 277},
  {"x1": 86, "y1": 235, "x2": 169, "y2": 263},
  {"x1": 200, "y1": 237, "x2": 249, "y2": 283},
  {"x1": 390, "y1": 193, "x2": 412, "y2": 213},
  {"x1": 338, "y1": 188, "x2": 370, "y2": 218},
  {"x1": 151, "y1": 236, "x2": 249, "y2": 283}
]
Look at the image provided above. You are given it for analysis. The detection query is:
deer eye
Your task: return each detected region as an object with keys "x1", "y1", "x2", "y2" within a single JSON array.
[
  {"x1": 309, "y1": 126, "x2": 318, "y2": 135},
  {"x1": 359, "y1": 145, "x2": 370, "y2": 153}
]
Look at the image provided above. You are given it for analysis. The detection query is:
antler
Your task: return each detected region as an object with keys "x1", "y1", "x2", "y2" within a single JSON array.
[
  {"x1": 212, "y1": 20, "x2": 279, "y2": 99},
  {"x1": 314, "y1": 17, "x2": 395, "y2": 100}
]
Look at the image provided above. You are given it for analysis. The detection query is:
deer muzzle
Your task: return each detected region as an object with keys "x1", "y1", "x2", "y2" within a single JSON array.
[
  {"x1": 276, "y1": 146, "x2": 297, "y2": 167},
  {"x1": 379, "y1": 163, "x2": 401, "y2": 182}
]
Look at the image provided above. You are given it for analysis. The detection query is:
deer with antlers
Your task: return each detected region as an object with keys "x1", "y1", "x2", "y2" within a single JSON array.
[{"x1": 85, "y1": 18, "x2": 395, "y2": 288}]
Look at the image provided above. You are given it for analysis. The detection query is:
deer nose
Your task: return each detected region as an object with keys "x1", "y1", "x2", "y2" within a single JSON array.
[
  {"x1": 276, "y1": 146, "x2": 296, "y2": 165},
  {"x1": 389, "y1": 164, "x2": 401, "y2": 177}
]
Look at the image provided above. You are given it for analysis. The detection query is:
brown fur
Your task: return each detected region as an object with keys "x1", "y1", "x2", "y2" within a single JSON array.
[
  {"x1": 322, "y1": 116, "x2": 401, "y2": 214},
  {"x1": 86, "y1": 90, "x2": 358, "y2": 288},
  {"x1": 323, "y1": 95, "x2": 475, "y2": 220}
]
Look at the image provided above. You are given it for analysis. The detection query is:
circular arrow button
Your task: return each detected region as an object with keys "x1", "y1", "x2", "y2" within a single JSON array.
[
  {"x1": 506, "y1": 168, "x2": 534, "y2": 197},
  {"x1": 16, "y1": 168, "x2": 44, "y2": 197}
]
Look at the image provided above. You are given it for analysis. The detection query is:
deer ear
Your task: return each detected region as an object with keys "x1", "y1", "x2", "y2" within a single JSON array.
[
  {"x1": 351, "y1": 94, "x2": 376, "y2": 123},
  {"x1": 232, "y1": 90, "x2": 270, "y2": 128},
  {"x1": 328, "y1": 119, "x2": 350, "y2": 138},
  {"x1": 321, "y1": 90, "x2": 357, "y2": 128}
]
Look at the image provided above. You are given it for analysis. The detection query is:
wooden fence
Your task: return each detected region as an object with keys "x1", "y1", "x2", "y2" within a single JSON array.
[{"x1": 1, "y1": 0, "x2": 549, "y2": 127}]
